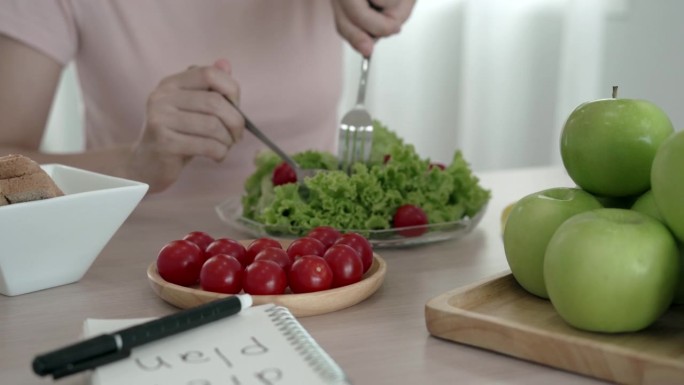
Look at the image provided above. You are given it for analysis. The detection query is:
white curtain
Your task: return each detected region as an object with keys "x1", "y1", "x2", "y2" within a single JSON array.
[{"x1": 339, "y1": 0, "x2": 628, "y2": 171}]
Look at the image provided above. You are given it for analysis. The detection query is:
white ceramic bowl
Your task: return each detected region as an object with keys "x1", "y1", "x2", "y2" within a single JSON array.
[{"x1": 0, "y1": 164, "x2": 148, "y2": 296}]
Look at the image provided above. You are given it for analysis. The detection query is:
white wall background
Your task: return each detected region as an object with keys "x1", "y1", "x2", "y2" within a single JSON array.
[
  {"x1": 43, "y1": 0, "x2": 684, "y2": 173},
  {"x1": 41, "y1": 62, "x2": 84, "y2": 153}
]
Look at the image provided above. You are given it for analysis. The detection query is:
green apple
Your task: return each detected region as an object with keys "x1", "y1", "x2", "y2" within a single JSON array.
[
  {"x1": 560, "y1": 91, "x2": 674, "y2": 197},
  {"x1": 631, "y1": 190, "x2": 665, "y2": 222},
  {"x1": 651, "y1": 130, "x2": 684, "y2": 243},
  {"x1": 544, "y1": 208, "x2": 679, "y2": 333},
  {"x1": 631, "y1": 190, "x2": 684, "y2": 305},
  {"x1": 503, "y1": 187, "x2": 602, "y2": 298}
]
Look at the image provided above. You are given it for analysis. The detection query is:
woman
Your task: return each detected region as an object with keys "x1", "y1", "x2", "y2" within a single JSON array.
[{"x1": 0, "y1": 0, "x2": 415, "y2": 196}]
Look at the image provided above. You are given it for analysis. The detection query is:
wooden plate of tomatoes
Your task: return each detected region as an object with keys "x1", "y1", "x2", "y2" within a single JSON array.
[{"x1": 147, "y1": 236, "x2": 387, "y2": 317}]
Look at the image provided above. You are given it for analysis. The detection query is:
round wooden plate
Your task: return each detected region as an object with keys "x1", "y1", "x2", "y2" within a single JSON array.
[{"x1": 147, "y1": 251, "x2": 387, "y2": 317}]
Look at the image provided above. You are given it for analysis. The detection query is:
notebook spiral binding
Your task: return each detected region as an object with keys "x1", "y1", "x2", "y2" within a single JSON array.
[{"x1": 266, "y1": 306, "x2": 352, "y2": 385}]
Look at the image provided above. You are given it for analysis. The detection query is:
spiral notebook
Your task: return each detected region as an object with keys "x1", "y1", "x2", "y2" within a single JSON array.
[{"x1": 83, "y1": 304, "x2": 351, "y2": 385}]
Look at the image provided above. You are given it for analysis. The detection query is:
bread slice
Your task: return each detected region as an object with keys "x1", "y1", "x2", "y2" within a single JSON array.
[
  {"x1": 0, "y1": 190, "x2": 8, "y2": 206},
  {"x1": 0, "y1": 154, "x2": 64, "y2": 204},
  {"x1": 0, "y1": 153, "x2": 42, "y2": 178}
]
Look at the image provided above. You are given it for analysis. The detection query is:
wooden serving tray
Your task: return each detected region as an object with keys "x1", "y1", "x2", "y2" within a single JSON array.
[{"x1": 425, "y1": 272, "x2": 684, "y2": 385}]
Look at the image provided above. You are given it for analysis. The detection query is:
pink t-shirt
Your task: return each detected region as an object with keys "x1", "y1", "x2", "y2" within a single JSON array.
[{"x1": 0, "y1": 0, "x2": 343, "y2": 196}]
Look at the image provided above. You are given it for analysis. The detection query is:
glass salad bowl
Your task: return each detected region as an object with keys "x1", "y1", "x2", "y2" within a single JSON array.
[{"x1": 215, "y1": 197, "x2": 487, "y2": 248}]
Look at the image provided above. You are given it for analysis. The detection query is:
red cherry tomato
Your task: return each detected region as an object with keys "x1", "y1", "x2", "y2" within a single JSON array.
[
  {"x1": 429, "y1": 162, "x2": 446, "y2": 171},
  {"x1": 246, "y1": 237, "x2": 283, "y2": 265},
  {"x1": 392, "y1": 204, "x2": 429, "y2": 237},
  {"x1": 272, "y1": 162, "x2": 297, "y2": 186},
  {"x1": 254, "y1": 247, "x2": 292, "y2": 272},
  {"x1": 288, "y1": 255, "x2": 333, "y2": 293},
  {"x1": 286, "y1": 237, "x2": 326, "y2": 260},
  {"x1": 156, "y1": 240, "x2": 204, "y2": 286},
  {"x1": 323, "y1": 244, "x2": 364, "y2": 288},
  {"x1": 199, "y1": 254, "x2": 244, "y2": 294},
  {"x1": 306, "y1": 226, "x2": 342, "y2": 250},
  {"x1": 383, "y1": 154, "x2": 391, "y2": 164},
  {"x1": 243, "y1": 260, "x2": 288, "y2": 295},
  {"x1": 206, "y1": 238, "x2": 248, "y2": 266},
  {"x1": 182, "y1": 231, "x2": 214, "y2": 253},
  {"x1": 335, "y1": 232, "x2": 373, "y2": 273}
]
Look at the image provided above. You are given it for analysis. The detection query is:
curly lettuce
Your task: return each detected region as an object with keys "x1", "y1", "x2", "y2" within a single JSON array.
[
  {"x1": 241, "y1": 150, "x2": 338, "y2": 218},
  {"x1": 241, "y1": 120, "x2": 490, "y2": 234}
]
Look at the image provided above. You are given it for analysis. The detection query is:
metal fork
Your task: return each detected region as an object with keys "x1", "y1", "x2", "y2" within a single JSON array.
[
  {"x1": 223, "y1": 96, "x2": 317, "y2": 184},
  {"x1": 338, "y1": 56, "x2": 374, "y2": 173}
]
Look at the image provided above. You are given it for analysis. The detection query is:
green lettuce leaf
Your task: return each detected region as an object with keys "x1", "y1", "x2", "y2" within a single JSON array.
[{"x1": 241, "y1": 120, "x2": 490, "y2": 234}]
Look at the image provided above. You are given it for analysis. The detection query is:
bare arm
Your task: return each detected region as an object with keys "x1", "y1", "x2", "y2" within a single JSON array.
[{"x1": 0, "y1": 34, "x2": 133, "y2": 175}]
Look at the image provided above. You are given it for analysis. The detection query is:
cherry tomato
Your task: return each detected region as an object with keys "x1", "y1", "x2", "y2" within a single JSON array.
[
  {"x1": 383, "y1": 154, "x2": 391, "y2": 164},
  {"x1": 199, "y1": 254, "x2": 243, "y2": 294},
  {"x1": 182, "y1": 231, "x2": 214, "y2": 253},
  {"x1": 286, "y1": 237, "x2": 326, "y2": 260},
  {"x1": 323, "y1": 244, "x2": 364, "y2": 288},
  {"x1": 243, "y1": 260, "x2": 288, "y2": 295},
  {"x1": 429, "y1": 162, "x2": 446, "y2": 171},
  {"x1": 392, "y1": 204, "x2": 429, "y2": 237},
  {"x1": 206, "y1": 238, "x2": 248, "y2": 266},
  {"x1": 156, "y1": 239, "x2": 204, "y2": 286},
  {"x1": 288, "y1": 255, "x2": 333, "y2": 293},
  {"x1": 335, "y1": 232, "x2": 373, "y2": 273},
  {"x1": 254, "y1": 247, "x2": 292, "y2": 272},
  {"x1": 246, "y1": 237, "x2": 283, "y2": 265},
  {"x1": 306, "y1": 226, "x2": 341, "y2": 250},
  {"x1": 272, "y1": 162, "x2": 297, "y2": 186}
]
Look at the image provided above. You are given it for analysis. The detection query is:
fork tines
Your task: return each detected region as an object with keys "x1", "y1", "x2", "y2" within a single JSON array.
[{"x1": 338, "y1": 120, "x2": 373, "y2": 174}]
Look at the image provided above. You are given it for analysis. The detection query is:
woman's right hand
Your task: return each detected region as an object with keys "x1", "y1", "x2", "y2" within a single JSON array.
[{"x1": 127, "y1": 60, "x2": 245, "y2": 193}]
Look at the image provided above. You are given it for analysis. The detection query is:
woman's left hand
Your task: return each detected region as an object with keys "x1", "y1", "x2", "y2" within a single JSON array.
[{"x1": 330, "y1": 0, "x2": 416, "y2": 57}]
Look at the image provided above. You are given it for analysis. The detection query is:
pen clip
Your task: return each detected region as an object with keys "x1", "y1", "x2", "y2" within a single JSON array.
[{"x1": 51, "y1": 349, "x2": 131, "y2": 379}]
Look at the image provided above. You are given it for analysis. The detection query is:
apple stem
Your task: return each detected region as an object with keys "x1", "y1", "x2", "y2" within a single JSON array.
[{"x1": 612, "y1": 86, "x2": 618, "y2": 98}]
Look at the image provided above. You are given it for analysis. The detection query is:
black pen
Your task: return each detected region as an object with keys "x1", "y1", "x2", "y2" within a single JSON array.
[{"x1": 32, "y1": 293, "x2": 253, "y2": 380}]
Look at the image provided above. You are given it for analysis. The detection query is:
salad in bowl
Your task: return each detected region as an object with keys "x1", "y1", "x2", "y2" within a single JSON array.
[{"x1": 218, "y1": 121, "x2": 490, "y2": 247}]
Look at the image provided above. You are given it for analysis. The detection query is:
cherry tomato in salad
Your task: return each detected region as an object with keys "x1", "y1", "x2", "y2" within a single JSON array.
[
  {"x1": 157, "y1": 239, "x2": 204, "y2": 286},
  {"x1": 206, "y1": 238, "x2": 248, "y2": 266},
  {"x1": 246, "y1": 237, "x2": 282, "y2": 265},
  {"x1": 254, "y1": 247, "x2": 293, "y2": 272},
  {"x1": 243, "y1": 260, "x2": 288, "y2": 295},
  {"x1": 323, "y1": 244, "x2": 364, "y2": 288},
  {"x1": 182, "y1": 231, "x2": 214, "y2": 253},
  {"x1": 306, "y1": 226, "x2": 341, "y2": 250},
  {"x1": 286, "y1": 237, "x2": 326, "y2": 260},
  {"x1": 200, "y1": 254, "x2": 244, "y2": 294},
  {"x1": 288, "y1": 255, "x2": 333, "y2": 293},
  {"x1": 392, "y1": 204, "x2": 429, "y2": 237},
  {"x1": 272, "y1": 162, "x2": 297, "y2": 186},
  {"x1": 335, "y1": 232, "x2": 373, "y2": 273},
  {"x1": 429, "y1": 162, "x2": 446, "y2": 171}
]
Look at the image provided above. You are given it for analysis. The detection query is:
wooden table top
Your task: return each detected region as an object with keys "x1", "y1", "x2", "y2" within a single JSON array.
[{"x1": 0, "y1": 165, "x2": 609, "y2": 385}]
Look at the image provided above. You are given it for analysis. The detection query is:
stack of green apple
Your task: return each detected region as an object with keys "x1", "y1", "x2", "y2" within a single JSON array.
[{"x1": 503, "y1": 88, "x2": 684, "y2": 333}]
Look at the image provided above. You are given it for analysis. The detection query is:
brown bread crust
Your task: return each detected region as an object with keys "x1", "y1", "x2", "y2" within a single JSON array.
[
  {"x1": 0, "y1": 154, "x2": 64, "y2": 204},
  {"x1": 0, "y1": 154, "x2": 42, "y2": 178}
]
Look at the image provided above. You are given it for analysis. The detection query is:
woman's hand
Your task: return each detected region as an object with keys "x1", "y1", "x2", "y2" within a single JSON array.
[
  {"x1": 127, "y1": 59, "x2": 245, "y2": 193},
  {"x1": 331, "y1": 0, "x2": 416, "y2": 57}
]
